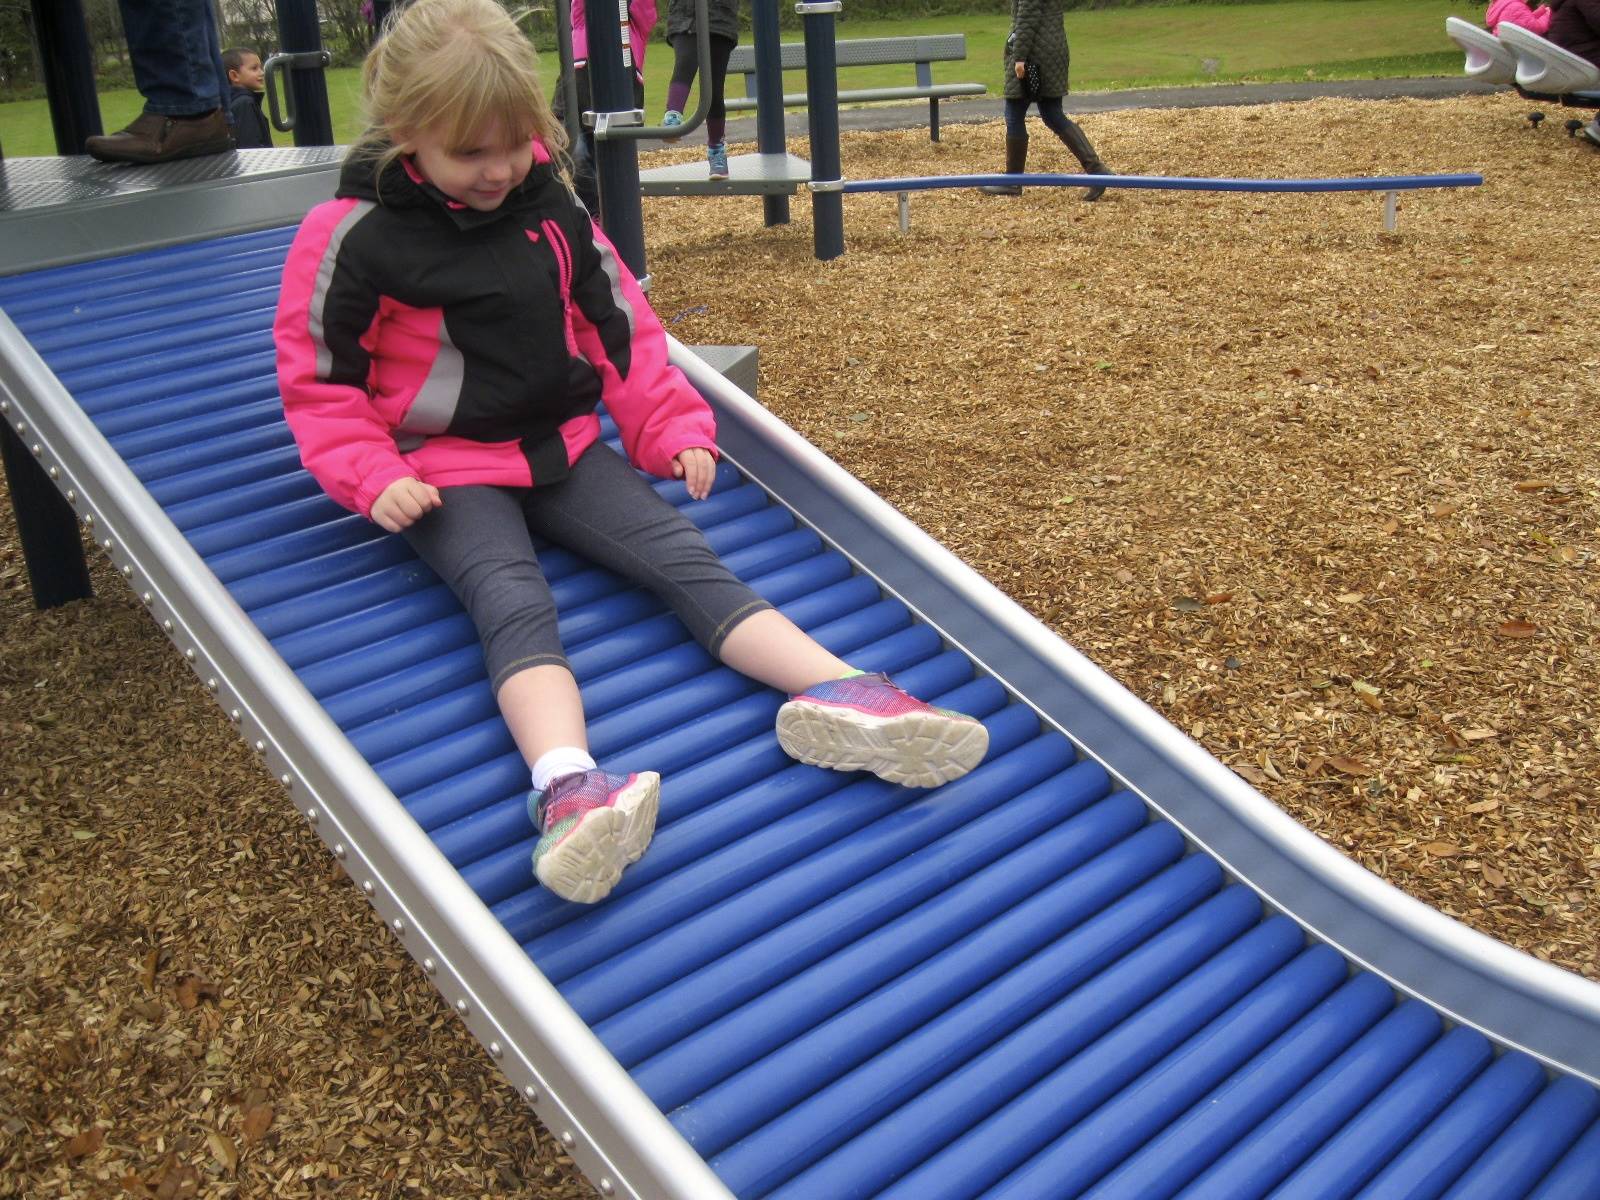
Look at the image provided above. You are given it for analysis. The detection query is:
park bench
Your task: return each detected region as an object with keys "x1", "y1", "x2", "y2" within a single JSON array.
[{"x1": 725, "y1": 33, "x2": 987, "y2": 141}]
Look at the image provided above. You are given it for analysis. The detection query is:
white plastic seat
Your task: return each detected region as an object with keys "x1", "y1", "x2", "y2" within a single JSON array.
[
  {"x1": 1445, "y1": 16, "x2": 1518, "y2": 85},
  {"x1": 1496, "y1": 21, "x2": 1600, "y2": 95}
]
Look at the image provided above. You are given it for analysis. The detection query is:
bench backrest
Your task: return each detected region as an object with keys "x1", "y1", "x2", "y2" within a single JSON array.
[{"x1": 727, "y1": 33, "x2": 968, "y2": 74}]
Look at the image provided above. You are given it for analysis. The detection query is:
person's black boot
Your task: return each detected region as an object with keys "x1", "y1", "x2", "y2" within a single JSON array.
[
  {"x1": 979, "y1": 135, "x2": 1028, "y2": 196},
  {"x1": 1058, "y1": 119, "x2": 1112, "y2": 202}
]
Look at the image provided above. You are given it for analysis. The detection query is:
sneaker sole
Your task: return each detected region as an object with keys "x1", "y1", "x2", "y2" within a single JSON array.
[
  {"x1": 775, "y1": 703, "x2": 989, "y2": 788},
  {"x1": 534, "y1": 772, "x2": 660, "y2": 904}
]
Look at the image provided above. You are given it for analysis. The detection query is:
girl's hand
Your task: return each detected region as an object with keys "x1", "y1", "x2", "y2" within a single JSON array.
[
  {"x1": 1014, "y1": 60, "x2": 1027, "y2": 80},
  {"x1": 672, "y1": 447, "x2": 716, "y2": 500},
  {"x1": 371, "y1": 476, "x2": 442, "y2": 532}
]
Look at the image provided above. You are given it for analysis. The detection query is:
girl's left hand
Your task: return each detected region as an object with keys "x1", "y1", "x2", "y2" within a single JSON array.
[
  {"x1": 673, "y1": 447, "x2": 716, "y2": 500},
  {"x1": 1014, "y1": 60, "x2": 1027, "y2": 80}
]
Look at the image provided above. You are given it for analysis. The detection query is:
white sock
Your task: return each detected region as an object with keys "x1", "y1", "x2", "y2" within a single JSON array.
[{"x1": 531, "y1": 746, "x2": 597, "y2": 793}]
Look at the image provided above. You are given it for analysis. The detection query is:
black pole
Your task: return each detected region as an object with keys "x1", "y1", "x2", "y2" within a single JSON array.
[
  {"x1": 31, "y1": 0, "x2": 103, "y2": 155},
  {"x1": 1, "y1": 424, "x2": 92, "y2": 609},
  {"x1": 800, "y1": 2, "x2": 844, "y2": 260},
  {"x1": 587, "y1": 0, "x2": 647, "y2": 278},
  {"x1": 750, "y1": 0, "x2": 789, "y2": 227},
  {"x1": 276, "y1": 0, "x2": 335, "y2": 147}
]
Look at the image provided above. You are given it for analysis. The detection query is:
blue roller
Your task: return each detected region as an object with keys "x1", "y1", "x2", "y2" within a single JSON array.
[
  {"x1": 870, "y1": 917, "x2": 1310, "y2": 1200},
  {"x1": 1527, "y1": 1117, "x2": 1600, "y2": 1199},
  {"x1": 565, "y1": 738, "x2": 1086, "y2": 1018},
  {"x1": 985, "y1": 944, "x2": 1352, "y2": 1199},
  {"x1": 1182, "y1": 1000, "x2": 1445, "y2": 1199},
  {"x1": 1078, "y1": 972, "x2": 1398, "y2": 1200},
  {"x1": 657, "y1": 820, "x2": 1197, "y2": 1131},
  {"x1": 1441, "y1": 1076, "x2": 1600, "y2": 1200},
  {"x1": 742, "y1": 864, "x2": 1254, "y2": 1200},
  {"x1": 1354, "y1": 1052, "x2": 1549, "y2": 1200},
  {"x1": 1269, "y1": 1025, "x2": 1495, "y2": 1199},
  {"x1": 594, "y1": 762, "x2": 1112, "y2": 1062}
]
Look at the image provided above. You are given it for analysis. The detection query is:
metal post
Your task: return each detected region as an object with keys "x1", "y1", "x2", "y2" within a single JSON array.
[
  {"x1": 750, "y1": 0, "x2": 790, "y2": 227},
  {"x1": 30, "y1": 0, "x2": 103, "y2": 155},
  {"x1": 798, "y1": 1, "x2": 844, "y2": 261},
  {"x1": 588, "y1": 0, "x2": 647, "y2": 278},
  {"x1": 275, "y1": 0, "x2": 335, "y2": 147},
  {"x1": 1383, "y1": 190, "x2": 1399, "y2": 233},
  {"x1": 1, "y1": 423, "x2": 92, "y2": 609},
  {"x1": 898, "y1": 191, "x2": 909, "y2": 233}
]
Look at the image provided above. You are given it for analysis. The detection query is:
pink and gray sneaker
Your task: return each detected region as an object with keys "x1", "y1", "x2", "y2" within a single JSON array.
[
  {"x1": 529, "y1": 769, "x2": 660, "y2": 903},
  {"x1": 776, "y1": 671, "x2": 989, "y2": 787}
]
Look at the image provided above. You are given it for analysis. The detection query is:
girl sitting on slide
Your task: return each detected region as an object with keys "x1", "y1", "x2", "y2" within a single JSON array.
[{"x1": 274, "y1": 0, "x2": 989, "y2": 905}]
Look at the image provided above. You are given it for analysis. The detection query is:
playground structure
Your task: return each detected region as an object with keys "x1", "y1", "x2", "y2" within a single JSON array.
[{"x1": 5, "y1": 5, "x2": 1600, "y2": 1199}]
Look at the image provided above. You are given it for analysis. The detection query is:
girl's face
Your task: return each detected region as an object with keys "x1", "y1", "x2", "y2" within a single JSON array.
[{"x1": 403, "y1": 116, "x2": 534, "y2": 212}]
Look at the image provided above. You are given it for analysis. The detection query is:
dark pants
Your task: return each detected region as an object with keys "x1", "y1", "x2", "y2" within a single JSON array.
[
  {"x1": 401, "y1": 442, "x2": 771, "y2": 691},
  {"x1": 667, "y1": 32, "x2": 737, "y2": 142},
  {"x1": 118, "y1": 0, "x2": 230, "y2": 117},
  {"x1": 1004, "y1": 96, "x2": 1077, "y2": 140}
]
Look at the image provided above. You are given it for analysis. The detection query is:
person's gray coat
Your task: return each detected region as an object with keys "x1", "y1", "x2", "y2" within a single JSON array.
[
  {"x1": 666, "y1": 0, "x2": 739, "y2": 44},
  {"x1": 1002, "y1": 0, "x2": 1071, "y2": 101}
]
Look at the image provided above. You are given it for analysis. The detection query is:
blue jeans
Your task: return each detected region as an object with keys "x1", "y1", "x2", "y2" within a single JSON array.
[
  {"x1": 119, "y1": 0, "x2": 230, "y2": 117},
  {"x1": 1004, "y1": 96, "x2": 1075, "y2": 141}
]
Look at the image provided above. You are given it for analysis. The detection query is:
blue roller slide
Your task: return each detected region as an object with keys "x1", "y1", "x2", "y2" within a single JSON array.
[{"x1": 2, "y1": 167, "x2": 1598, "y2": 1200}]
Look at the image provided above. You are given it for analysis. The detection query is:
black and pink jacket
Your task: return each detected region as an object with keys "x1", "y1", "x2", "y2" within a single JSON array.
[{"x1": 274, "y1": 139, "x2": 716, "y2": 519}]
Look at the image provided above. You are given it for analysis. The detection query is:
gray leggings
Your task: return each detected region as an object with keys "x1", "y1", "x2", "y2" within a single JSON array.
[{"x1": 401, "y1": 442, "x2": 771, "y2": 691}]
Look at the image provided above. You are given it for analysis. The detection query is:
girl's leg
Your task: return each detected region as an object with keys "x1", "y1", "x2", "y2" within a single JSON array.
[
  {"x1": 719, "y1": 608, "x2": 850, "y2": 695},
  {"x1": 400, "y1": 485, "x2": 582, "y2": 766},
  {"x1": 665, "y1": 33, "x2": 699, "y2": 117},
  {"x1": 527, "y1": 445, "x2": 988, "y2": 786},
  {"x1": 403, "y1": 486, "x2": 652, "y2": 903},
  {"x1": 704, "y1": 33, "x2": 736, "y2": 147}
]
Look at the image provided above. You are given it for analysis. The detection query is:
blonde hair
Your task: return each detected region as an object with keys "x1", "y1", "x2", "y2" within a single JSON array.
[{"x1": 353, "y1": 0, "x2": 568, "y2": 179}]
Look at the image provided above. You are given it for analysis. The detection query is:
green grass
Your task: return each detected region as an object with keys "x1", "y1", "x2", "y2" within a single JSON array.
[{"x1": 0, "y1": 0, "x2": 1465, "y2": 156}]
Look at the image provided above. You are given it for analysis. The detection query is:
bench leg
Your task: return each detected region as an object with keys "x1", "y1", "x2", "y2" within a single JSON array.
[{"x1": 930, "y1": 97, "x2": 941, "y2": 142}]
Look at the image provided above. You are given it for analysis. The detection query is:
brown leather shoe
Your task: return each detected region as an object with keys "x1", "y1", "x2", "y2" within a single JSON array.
[{"x1": 85, "y1": 109, "x2": 234, "y2": 165}]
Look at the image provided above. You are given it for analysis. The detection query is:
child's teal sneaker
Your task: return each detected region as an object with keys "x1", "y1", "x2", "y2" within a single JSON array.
[
  {"x1": 529, "y1": 768, "x2": 659, "y2": 903},
  {"x1": 707, "y1": 141, "x2": 729, "y2": 181},
  {"x1": 661, "y1": 109, "x2": 683, "y2": 141}
]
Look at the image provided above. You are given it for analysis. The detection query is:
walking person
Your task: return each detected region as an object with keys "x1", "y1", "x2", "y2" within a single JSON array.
[
  {"x1": 981, "y1": 0, "x2": 1114, "y2": 200},
  {"x1": 275, "y1": 0, "x2": 990, "y2": 906},
  {"x1": 660, "y1": 0, "x2": 741, "y2": 180}
]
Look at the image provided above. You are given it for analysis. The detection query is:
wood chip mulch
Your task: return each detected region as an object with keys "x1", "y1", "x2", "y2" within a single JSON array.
[{"x1": 2, "y1": 91, "x2": 1596, "y2": 1198}]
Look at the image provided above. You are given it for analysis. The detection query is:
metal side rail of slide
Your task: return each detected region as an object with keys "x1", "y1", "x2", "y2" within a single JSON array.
[{"x1": 2, "y1": 164, "x2": 1600, "y2": 1200}]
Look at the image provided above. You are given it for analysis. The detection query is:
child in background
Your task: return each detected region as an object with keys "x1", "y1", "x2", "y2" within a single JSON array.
[
  {"x1": 660, "y1": 0, "x2": 740, "y2": 180},
  {"x1": 1485, "y1": 0, "x2": 1553, "y2": 34},
  {"x1": 274, "y1": 0, "x2": 989, "y2": 906},
  {"x1": 557, "y1": 0, "x2": 658, "y2": 214},
  {"x1": 223, "y1": 47, "x2": 273, "y2": 148}
]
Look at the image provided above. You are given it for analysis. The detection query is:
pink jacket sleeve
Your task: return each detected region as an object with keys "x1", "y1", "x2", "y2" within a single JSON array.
[
  {"x1": 274, "y1": 200, "x2": 416, "y2": 518},
  {"x1": 561, "y1": 208, "x2": 718, "y2": 479}
]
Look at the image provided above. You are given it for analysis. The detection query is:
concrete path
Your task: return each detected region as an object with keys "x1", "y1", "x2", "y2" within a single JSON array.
[{"x1": 720, "y1": 76, "x2": 1502, "y2": 142}]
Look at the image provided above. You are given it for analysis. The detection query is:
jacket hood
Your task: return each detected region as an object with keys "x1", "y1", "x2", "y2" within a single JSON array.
[{"x1": 334, "y1": 140, "x2": 559, "y2": 229}]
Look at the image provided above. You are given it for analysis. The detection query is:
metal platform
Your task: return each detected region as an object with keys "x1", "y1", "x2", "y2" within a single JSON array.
[
  {"x1": 638, "y1": 151, "x2": 812, "y2": 197},
  {"x1": 3, "y1": 174, "x2": 1600, "y2": 1200}
]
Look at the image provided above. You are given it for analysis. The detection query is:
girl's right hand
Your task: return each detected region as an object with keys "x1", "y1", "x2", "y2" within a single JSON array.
[
  {"x1": 1014, "y1": 60, "x2": 1027, "y2": 80},
  {"x1": 371, "y1": 476, "x2": 442, "y2": 532}
]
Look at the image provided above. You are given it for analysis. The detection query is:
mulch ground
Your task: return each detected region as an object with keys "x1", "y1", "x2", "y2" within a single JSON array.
[{"x1": 2, "y1": 90, "x2": 1596, "y2": 1198}]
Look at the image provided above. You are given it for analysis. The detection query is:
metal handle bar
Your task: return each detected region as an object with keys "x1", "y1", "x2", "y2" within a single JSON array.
[{"x1": 262, "y1": 49, "x2": 332, "y2": 134}]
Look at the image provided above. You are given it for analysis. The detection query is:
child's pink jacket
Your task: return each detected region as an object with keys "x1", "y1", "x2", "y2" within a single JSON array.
[
  {"x1": 1486, "y1": 0, "x2": 1553, "y2": 35},
  {"x1": 571, "y1": 0, "x2": 659, "y2": 81},
  {"x1": 274, "y1": 140, "x2": 715, "y2": 519}
]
